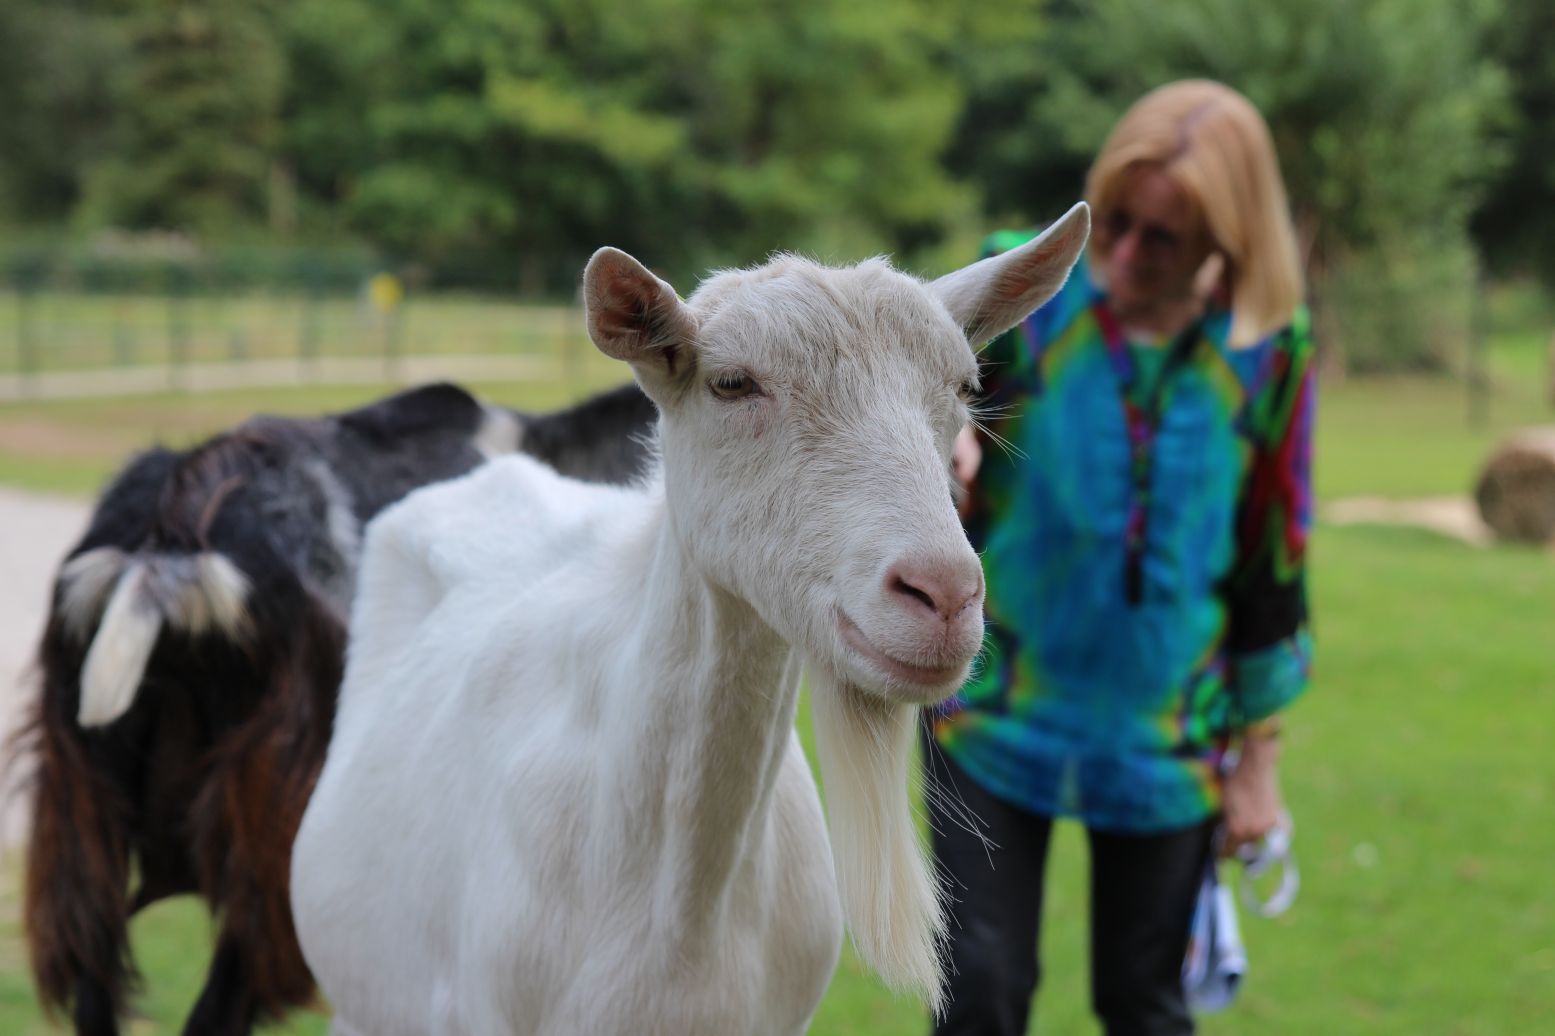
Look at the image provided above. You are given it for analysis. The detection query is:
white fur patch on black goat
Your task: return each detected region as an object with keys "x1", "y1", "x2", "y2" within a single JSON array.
[
  {"x1": 304, "y1": 459, "x2": 363, "y2": 617},
  {"x1": 474, "y1": 405, "x2": 524, "y2": 458},
  {"x1": 58, "y1": 547, "x2": 128, "y2": 642},
  {"x1": 75, "y1": 552, "x2": 252, "y2": 728}
]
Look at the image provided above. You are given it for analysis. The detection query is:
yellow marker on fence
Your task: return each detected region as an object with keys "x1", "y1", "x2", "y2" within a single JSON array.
[{"x1": 368, "y1": 272, "x2": 403, "y2": 313}]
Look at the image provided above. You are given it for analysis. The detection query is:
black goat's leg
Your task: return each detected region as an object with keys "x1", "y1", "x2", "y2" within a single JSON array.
[
  {"x1": 183, "y1": 710, "x2": 324, "y2": 1036},
  {"x1": 182, "y1": 937, "x2": 256, "y2": 1036},
  {"x1": 23, "y1": 717, "x2": 136, "y2": 1036},
  {"x1": 72, "y1": 976, "x2": 120, "y2": 1036}
]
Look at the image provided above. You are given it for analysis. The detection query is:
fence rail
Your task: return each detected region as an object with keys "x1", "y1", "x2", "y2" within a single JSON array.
[{"x1": 0, "y1": 285, "x2": 598, "y2": 400}]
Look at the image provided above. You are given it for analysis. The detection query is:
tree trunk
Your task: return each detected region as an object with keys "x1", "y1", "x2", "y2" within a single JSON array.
[{"x1": 1547, "y1": 330, "x2": 1555, "y2": 410}]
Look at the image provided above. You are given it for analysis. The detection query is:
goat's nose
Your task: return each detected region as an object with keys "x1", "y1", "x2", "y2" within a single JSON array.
[{"x1": 885, "y1": 560, "x2": 983, "y2": 622}]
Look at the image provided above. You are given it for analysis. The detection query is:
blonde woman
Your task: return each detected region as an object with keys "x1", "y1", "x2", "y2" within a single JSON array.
[{"x1": 932, "y1": 80, "x2": 1314, "y2": 1034}]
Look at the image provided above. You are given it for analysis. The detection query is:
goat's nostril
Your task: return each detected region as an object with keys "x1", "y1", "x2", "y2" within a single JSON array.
[
  {"x1": 886, "y1": 563, "x2": 982, "y2": 621},
  {"x1": 892, "y1": 575, "x2": 938, "y2": 613}
]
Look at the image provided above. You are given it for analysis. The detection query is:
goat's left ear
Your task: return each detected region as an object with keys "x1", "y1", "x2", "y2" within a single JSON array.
[
  {"x1": 584, "y1": 248, "x2": 699, "y2": 388},
  {"x1": 930, "y1": 202, "x2": 1090, "y2": 346}
]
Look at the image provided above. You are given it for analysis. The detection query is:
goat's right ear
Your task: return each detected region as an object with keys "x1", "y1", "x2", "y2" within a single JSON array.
[
  {"x1": 584, "y1": 248, "x2": 698, "y2": 386},
  {"x1": 930, "y1": 202, "x2": 1090, "y2": 347}
]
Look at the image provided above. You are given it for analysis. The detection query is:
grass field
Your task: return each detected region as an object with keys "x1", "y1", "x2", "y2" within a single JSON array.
[
  {"x1": 1315, "y1": 328, "x2": 1551, "y2": 502},
  {"x1": 0, "y1": 290, "x2": 591, "y2": 374},
  {"x1": 1, "y1": 305, "x2": 1552, "y2": 1034},
  {"x1": 0, "y1": 288, "x2": 1547, "y2": 501},
  {"x1": 3, "y1": 524, "x2": 1551, "y2": 1036}
]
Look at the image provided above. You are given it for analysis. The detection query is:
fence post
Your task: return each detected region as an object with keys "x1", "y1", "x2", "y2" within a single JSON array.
[
  {"x1": 10, "y1": 252, "x2": 53, "y2": 398},
  {"x1": 16, "y1": 275, "x2": 39, "y2": 398},
  {"x1": 168, "y1": 264, "x2": 192, "y2": 391},
  {"x1": 1467, "y1": 261, "x2": 1488, "y2": 430},
  {"x1": 1547, "y1": 329, "x2": 1555, "y2": 412},
  {"x1": 368, "y1": 271, "x2": 404, "y2": 381},
  {"x1": 299, "y1": 278, "x2": 321, "y2": 380},
  {"x1": 113, "y1": 301, "x2": 134, "y2": 367},
  {"x1": 562, "y1": 307, "x2": 582, "y2": 391}
]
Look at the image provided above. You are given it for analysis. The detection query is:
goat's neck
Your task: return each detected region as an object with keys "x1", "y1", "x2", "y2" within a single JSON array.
[{"x1": 606, "y1": 508, "x2": 799, "y2": 954}]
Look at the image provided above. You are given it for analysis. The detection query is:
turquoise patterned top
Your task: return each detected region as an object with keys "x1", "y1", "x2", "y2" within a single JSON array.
[{"x1": 930, "y1": 236, "x2": 1315, "y2": 834}]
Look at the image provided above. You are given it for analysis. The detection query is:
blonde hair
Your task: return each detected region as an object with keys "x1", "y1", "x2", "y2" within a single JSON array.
[{"x1": 1085, "y1": 79, "x2": 1302, "y2": 347}]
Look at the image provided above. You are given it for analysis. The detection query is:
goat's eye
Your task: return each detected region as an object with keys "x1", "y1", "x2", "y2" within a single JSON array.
[{"x1": 710, "y1": 372, "x2": 760, "y2": 400}]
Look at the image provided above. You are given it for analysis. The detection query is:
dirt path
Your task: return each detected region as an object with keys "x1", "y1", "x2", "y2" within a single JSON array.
[
  {"x1": 0, "y1": 488, "x2": 90, "y2": 851},
  {"x1": 1322, "y1": 495, "x2": 1491, "y2": 546}
]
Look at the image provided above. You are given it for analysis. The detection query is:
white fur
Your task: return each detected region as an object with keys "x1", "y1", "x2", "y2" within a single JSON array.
[
  {"x1": 73, "y1": 551, "x2": 252, "y2": 727},
  {"x1": 930, "y1": 202, "x2": 1091, "y2": 346},
  {"x1": 179, "y1": 554, "x2": 251, "y2": 637},
  {"x1": 305, "y1": 458, "x2": 364, "y2": 617},
  {"x1": 78, "y1": 565, "x2": 159, "y2": 727},
  {"x1": 474, "y1": 404, "x2": 524, "y2": 458},
  {"x1": 291, "y1": 209, "x2": 1088, "y2": 1035},
  {"x1": 59, "y1": 547, "x2": 128, "y2": 642}
]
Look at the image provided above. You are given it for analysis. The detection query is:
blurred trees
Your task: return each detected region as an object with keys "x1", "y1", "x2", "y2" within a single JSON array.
[
  {"x1": 0, "y1": 0, "x2": 285, "y2": 233},
  {"x1": 0, "y1": 0, "x2": 1545, "y2": 366},
  {"x1": 82, "y1": 0, "x2": 287, "y2": 233},
  {"x1": 1472, "y1": 0, "x2": 1555, "y2": 286},
  {"x1": 0, "y1": 1, "x2": 124, "y2": 221},
  {"x1": 277, "y1": 0, "x2": 983, "y2": 289},
  {"x1": 956, "y1": 0, "x2": 1510, "y2": 370}
]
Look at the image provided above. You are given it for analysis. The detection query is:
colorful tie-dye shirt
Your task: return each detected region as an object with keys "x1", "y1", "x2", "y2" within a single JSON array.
[{"x1": 930, "y1": 235, "x2": 1315, "y2": 834}]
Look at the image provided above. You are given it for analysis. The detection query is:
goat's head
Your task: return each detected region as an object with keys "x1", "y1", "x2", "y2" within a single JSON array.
[
  {"x1": 582, "y1": 203, "x2": 1090, "y2": 1010},
  {"x1": 584, "y1": 204, "x2": 1090, "y2": 706}
]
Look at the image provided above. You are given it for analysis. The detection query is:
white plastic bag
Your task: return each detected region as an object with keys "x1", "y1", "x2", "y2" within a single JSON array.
[
  {"x1": 1183, "y1": 814, "x2": 1299, "y2": 1013},
  {"x1": 1183, "y1": 858, "x2": 1247, "y2": 1013}
]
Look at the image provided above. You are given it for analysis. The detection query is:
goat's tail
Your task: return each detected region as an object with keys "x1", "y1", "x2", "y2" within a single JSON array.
[
  {"x1": 809, "y1": 672, "x2": 947, "y2": 1017},
  {"x1": 60, "y1": 546, "x2": 251, "y2": 727}
]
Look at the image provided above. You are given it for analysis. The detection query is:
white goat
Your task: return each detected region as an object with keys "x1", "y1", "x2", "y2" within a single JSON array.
[{"x1": 290, "y1": 205, "x2": 1090, "y2": 1036}]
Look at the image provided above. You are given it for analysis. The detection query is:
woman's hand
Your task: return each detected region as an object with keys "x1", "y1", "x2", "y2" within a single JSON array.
[
  {"x1": 952, "y1": 425, "x2": 982, "y2": 490},
  {"x1": 1221, "y1": 728, "x2": 1284, "y2": 857},
  {"x1": 951, "y1": 425, "x2": 982, "y2": 518}
]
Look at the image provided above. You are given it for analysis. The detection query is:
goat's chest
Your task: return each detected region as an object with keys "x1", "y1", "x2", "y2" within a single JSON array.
[{"x1": 459, "y1": 742, "x2": 843, "y2": 1035}]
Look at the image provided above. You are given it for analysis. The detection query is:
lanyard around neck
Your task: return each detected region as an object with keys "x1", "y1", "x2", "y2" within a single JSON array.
[{"x1": 1092, "y1": 302, "x2": 1203, "y2": 606}]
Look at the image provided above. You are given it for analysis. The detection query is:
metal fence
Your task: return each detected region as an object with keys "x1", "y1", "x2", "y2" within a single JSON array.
[{"x1": 0, "y1": 241, "x2": 598, "y2": 400}]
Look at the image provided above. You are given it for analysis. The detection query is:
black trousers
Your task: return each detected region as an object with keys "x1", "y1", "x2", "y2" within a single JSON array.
[{"x1": 924, "y1": 731, "x2": 1216, "y2": 1036}]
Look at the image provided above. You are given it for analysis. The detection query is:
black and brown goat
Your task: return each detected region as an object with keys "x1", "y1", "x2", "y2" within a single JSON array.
[{"x1": 17, "y1": 381, "x2": 655, "y2": 1036}]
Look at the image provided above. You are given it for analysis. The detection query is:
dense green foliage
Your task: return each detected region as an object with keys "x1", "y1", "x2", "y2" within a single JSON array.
[
  {"x1": 2, "y1": 0, "x2": 1017, "y2": 289},
  {"x1": 957, "y1": 0, "x2": 1510, "y2": 371},
  {"x1": 1472, "y1": 0, "x2": 1555, "y2": 284},
  {"x1": 0, "y1": 0, "x2": 1544, "y2": 366}
]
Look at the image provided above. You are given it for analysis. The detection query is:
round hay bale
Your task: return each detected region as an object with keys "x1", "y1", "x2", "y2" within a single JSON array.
[{"x1": 1474, "y1": 428, "x2": 1555, "y2": 546}]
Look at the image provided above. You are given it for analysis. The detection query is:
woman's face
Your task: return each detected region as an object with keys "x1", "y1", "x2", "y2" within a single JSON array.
[{"x1": 1094, "y1": 163, "x2": 1217, "y2": 315}]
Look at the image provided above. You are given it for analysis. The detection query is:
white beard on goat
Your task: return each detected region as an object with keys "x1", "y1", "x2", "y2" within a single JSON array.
[{"x1": 290, "y1": 202, "x2": 1089, "y2": 1035}]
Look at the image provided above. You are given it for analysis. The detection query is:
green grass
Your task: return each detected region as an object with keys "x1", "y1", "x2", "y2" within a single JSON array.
[
  {"x1": 0, "y1": 372, "x2": 631, "y2": 498},
  {"x1": 1315, "y1": 329, "x2": 1551, "y2": 501},
  {"x1": 819, "y1": 525, "x2": 1555, "y2": 1035},
  {"x1": 4, "y1": 526, "x2": 1552, "y2": 1034},
  {"x1": 1, "y1": 303, "x2": 1553, "y2": 1033},
  {"x1": 0, "y1": 291, "x2": 590, "y2": 374},
  {"x1": 1, "y1": 316, "x2": 1548, "y2": 502},
  {"x1": 0, "y1": 890, "x2": 328, "y2": 1035}
]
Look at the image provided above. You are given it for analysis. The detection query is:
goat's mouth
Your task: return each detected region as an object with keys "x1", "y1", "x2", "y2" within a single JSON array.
[{"x1": 836, "y1": 610, "x2": 969, "y2": 690}]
